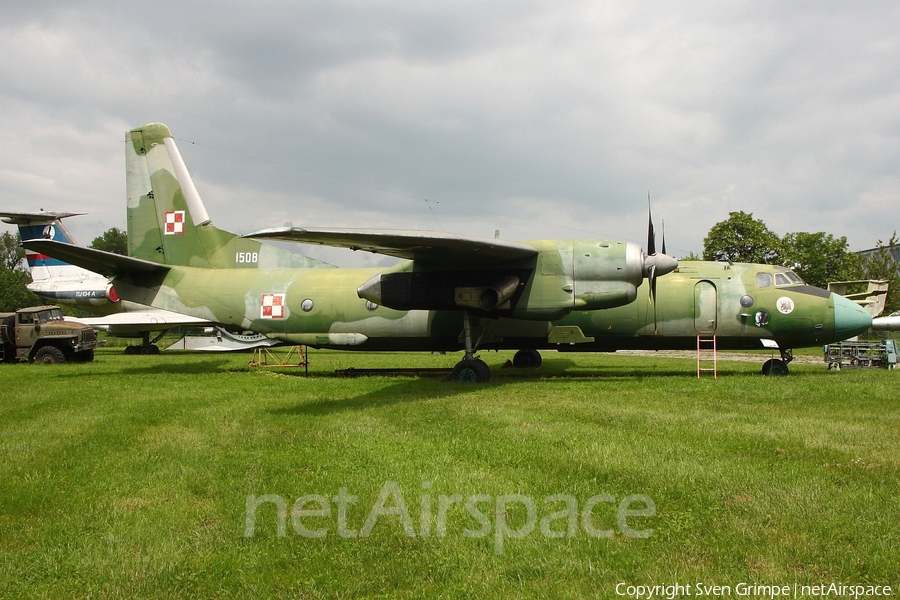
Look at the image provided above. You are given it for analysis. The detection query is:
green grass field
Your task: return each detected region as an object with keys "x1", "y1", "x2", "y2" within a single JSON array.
[{"x1": 1, "y1": 347, "x2": 898, "y2": 598}]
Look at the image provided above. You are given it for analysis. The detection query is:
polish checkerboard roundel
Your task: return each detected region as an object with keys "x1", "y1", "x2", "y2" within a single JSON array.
[
  {"x1": 261, "y1": 293, "x2": 286, "y2": 319},
  {"x1": 164, "y1": 211, "x2": 185, "y2": 235}
]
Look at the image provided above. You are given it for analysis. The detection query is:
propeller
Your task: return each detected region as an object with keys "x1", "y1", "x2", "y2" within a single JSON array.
[{"x1": 643, "y1": 194, "x2": 678, "y2": 333}]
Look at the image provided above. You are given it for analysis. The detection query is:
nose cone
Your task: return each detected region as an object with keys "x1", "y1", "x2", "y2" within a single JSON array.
[{"x1": 832, "y1": 293, "x2": 872, "y2": 340}]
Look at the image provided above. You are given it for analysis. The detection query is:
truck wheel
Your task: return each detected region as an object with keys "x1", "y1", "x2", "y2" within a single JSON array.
[
  {"x1": 0, "y1": 316, "x2": 14, "y2": 345},
  {"x1": 74, "y1": 349, "x2": 95, "y2": 362},
  {"x1": 34, "y1": 346, "x2": 66, "y2": 364}
]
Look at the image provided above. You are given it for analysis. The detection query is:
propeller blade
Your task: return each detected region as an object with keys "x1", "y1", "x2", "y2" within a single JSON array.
[
  {"x1": 643, "y1": 193, "x2": 676, "y2": 335},
  {"x1": 648, "y1": 264, "x2": 659, "y2": 334},
  {"x1": 661, "y1": 219, "x2": 667, "y2": 256}
]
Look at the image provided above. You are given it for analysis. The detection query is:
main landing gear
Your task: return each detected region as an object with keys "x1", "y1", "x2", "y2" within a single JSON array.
[
  {"x1": 450, "y1": 312, "x2": 491, "y2": 383},
  {"x1": 512, "y1": 348, "x2": 542, "y2": 369},
  {"x1": 449, "y1": 314, "x2": 544, "y2": 383},
  {"x1": 124, "y1": 330, "x2": 170, "y2": 355},
  {"x1": 761, "y1": 348, "x2": 793, "y2": 376}
]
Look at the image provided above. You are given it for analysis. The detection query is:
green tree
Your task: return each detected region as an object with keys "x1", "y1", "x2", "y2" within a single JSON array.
[
  {"x1": 1, "y1": 231, "x2": 24, "y2": 271},
  {"x1": 89, "y1": 227, "x2": 127, "y2": 255},
  {"x1": 781, "y1": 231, "x2": 852, "y2": 288},
  {"x1": 0, "y1": 231, "x2": 40, "y2": 311},
  {"x1": 702, "y1": 211, "x2": 782, "y2": 264}
]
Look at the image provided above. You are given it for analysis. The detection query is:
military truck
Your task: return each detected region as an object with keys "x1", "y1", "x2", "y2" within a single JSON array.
[
  {"x1": 824, "y1": 339, "x2": 899, "y2": 370},
  {"x1": 0, "y1": 305, "x2": 98, "y2": 364}
]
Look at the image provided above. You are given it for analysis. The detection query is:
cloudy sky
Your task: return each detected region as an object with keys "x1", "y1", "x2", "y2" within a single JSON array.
[{"x1": 2, "y1": 1, "x2": 898, "y2": 265}]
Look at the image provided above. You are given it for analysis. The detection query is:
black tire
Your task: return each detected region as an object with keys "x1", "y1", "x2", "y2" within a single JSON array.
[
  {"x1": 451, "y1": 358, "x2": 491, "y2": 383},
  {"x1": 34, "y1": 346, "x2": 66, "y2": 365},
  {"x1": 513, "y1": 349, "x2": 542, "y2": 369},
  {"x1": 73, "y1": 349, "x2": 95, "y2": 362},
  {"x1": 0, "y1": 316, "x2": 14, "y2": 344},
  {"x1": 761, "y1": 359, "x2": 789, "y2": 376},
  {"x1": 2, "y1": 342, "x2": 15, "y2": 363}
]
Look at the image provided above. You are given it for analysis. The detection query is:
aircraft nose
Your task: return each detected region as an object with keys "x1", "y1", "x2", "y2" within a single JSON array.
[{"x1": 832, "y1": 293, "x2": 873, "y2": 340}]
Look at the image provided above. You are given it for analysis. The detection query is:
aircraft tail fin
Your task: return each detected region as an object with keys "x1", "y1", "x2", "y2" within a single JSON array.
[
  {"x1": 0, "y1": 211, "x2": 96, "y2": 282},
  {"x1": 126, "y1": 123, "x2": 334, "y2": 269}
]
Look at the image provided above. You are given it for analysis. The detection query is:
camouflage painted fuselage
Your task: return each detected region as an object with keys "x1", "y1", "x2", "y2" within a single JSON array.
[{"x1": 111, "y1": 258, "x2": 871, "y2": 353}]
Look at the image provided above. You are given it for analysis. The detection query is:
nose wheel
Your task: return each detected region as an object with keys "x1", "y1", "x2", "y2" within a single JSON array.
[{"x1": 761, "y1": 349, "x2": 793, "y2": 376}]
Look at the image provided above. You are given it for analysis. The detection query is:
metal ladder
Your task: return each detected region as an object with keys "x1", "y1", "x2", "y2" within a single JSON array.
[{"x1": 697, "y1": 335, "x2": 717, "y2": 379}]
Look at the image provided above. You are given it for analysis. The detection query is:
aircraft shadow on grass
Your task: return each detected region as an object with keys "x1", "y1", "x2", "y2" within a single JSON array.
[{"x1": 268, "y1": 359, "x2": 712, "y2": 417}]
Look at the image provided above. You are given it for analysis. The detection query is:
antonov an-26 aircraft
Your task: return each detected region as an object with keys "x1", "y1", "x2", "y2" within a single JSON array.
[{"x1": 25, "y1": 123, "x2": 873, "y2": 381}]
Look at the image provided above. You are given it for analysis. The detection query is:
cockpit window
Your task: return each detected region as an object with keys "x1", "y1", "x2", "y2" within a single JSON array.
[
  {"x1": 759, "y1": 270, "x2": 806, "y2": 288},
  {"x1": 784, "y1": 271, "x2": 804, "y2": 284},
  {"x1": 773, "y1": 270, "x2": 806, "y2": 286}
]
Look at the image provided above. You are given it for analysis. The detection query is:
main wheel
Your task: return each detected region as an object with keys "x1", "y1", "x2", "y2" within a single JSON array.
[
  {"x1": 451, "y1": 358, "x2": 491, "y2": 383},
  {"x1": 761, "y1": 358, "x2": 789, "y2": 376},
  {"x1": 513, "y1": 349, "x2": 542, "y2": 369},
  {"x1": 34, "y1": 346, "x2": 66, "y2": 365}
]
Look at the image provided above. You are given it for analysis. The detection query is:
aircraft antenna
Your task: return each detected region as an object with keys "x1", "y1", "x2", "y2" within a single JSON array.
[{"x1": 424, "y1": 198, "x2": 445, "y2": 232}]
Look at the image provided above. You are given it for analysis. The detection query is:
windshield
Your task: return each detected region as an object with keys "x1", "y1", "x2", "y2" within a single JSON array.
[
  {"x1": 759, "y1": 270, "x2": 806, "y2": 288},
  {"x1": 784, "y1": 271, "x2": 804, "y2": 284},
  {"x1": 36, "y1": 309, "x2": 64, "y2": 323}
]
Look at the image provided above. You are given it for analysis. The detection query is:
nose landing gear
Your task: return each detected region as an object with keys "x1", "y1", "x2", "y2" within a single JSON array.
[{"x1": 761, "y1": 348, "x2": 793, "y2": 376}]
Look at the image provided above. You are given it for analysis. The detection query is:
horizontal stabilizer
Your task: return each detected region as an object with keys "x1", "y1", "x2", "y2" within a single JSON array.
[
  {"x1": 22, "y1": 240, "x2": 170, "y2": 278},
  {"x1": 245, "y1": 227, "x2": 538, "y2": 265},
  {"x1": 0, "y1": 210, "x2": 85, "y2": 225}
]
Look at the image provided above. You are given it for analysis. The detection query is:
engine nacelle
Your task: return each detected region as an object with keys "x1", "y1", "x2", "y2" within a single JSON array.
[
  {"x1": 356, "y1": 240, "x2": 663, "y2": 320},
  {"x1": 508, "y1": 240, "x2": 647, "y2": 320},
  {"x1": 571, "y1": 240, "x2": 644, "y2": 310}
]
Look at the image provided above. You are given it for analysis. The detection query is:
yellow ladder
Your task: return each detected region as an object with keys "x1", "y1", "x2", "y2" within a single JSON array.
[{"x1": 697, "y1": 335, "x2": 717, "y2": 379}]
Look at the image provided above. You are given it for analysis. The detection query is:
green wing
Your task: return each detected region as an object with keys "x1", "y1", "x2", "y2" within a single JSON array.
[{"x1": 245, "y1": 227, "x2": 538, "y2": 265}]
